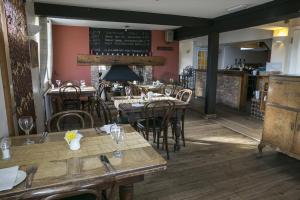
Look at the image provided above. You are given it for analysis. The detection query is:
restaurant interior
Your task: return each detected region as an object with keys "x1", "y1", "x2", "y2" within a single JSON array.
[{"x1": 0, "y1": 0, "x2": 300, "y2": 199}]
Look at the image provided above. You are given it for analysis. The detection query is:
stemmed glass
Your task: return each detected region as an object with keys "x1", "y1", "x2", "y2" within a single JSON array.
[
  {"x1": 125, "y1": 86, "x2": 132, "y2": 99},
  {"x1": 165, "y1": 87, "x2": 172, "y2": 97},
  {"x1": 111, "y1": 125, "x2": 124, "y2": 158},
  {"x1": 56, "y1": 80, "x2": 61, "y2": 88},
  {"x1": 18, "y1": 116, "x2": 34, "y2": 145},
  {"x1": 80, "y1": 80, "x2": 86, "y2": 88}
]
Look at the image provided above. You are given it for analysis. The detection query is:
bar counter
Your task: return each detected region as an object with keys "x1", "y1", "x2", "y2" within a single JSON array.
[{"x1": 196, "y1": 70, "x2": 248, "y2": 110}]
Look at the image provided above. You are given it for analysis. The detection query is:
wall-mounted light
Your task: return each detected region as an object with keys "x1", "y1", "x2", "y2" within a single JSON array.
[{"x1": 273, "y1": 28, "x2": 289, "y2": 37}]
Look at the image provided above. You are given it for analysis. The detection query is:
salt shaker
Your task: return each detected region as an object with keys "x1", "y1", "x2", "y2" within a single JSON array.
[{"x1": 1, "y1": 137, "x2": 11, "y2": 160}]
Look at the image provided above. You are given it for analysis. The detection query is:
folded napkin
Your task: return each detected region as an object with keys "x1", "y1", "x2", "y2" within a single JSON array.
[
  {"x1": 100, "y1": 124, "x2": 116, "y2": 134},
  {"x1": 152, "y1": 93, "x2": 163, "y2": 97},
  {"x1": 0, "y1": 166, "x2": 18, "y2": 191},
  {"x1": 132, "y1": 103, "x2": 144, "y2": 107}
]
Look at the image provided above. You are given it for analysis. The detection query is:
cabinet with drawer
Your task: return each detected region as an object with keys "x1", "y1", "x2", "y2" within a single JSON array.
[{"x1": 258, "y1": 75, "x2": 300, "y2": 159}]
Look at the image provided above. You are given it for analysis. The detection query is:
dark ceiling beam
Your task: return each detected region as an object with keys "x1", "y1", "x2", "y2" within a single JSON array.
[
  {"x1": 34, "y1": 2, "x2": 210, "y2": 27},
  {"x1": 175, "y1": 0, "x2": 300, "y2": 40}
]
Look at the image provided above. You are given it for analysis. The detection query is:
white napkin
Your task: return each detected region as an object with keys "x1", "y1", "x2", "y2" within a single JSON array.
[
  {"x1": 100, "y1": 124, "x2": 116, "y2": 134},
  {"x1": 153, "y1": 93, "x2": 163, "y2": 97},
  {"x1": 132, "y1": 103, "x2": 144, "y2": 107},
  {"x1": 0, "y1": 166, "x2": 18, "y2": 191}
]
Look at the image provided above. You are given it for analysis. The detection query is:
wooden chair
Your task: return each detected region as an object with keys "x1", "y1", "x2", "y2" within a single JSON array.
[
  {"x1": 128, "y1": 83, "x2": 141, "y2": 96},
  {"x1": 41, "y1": 189, "x2": 100, "y2": 200},
  {"x1": 88, "y1": 82, "x2": 106, "y2": 113},
  {"x1": 59, "y1": 85, "x2": 81, "y2": 110},
  {"x1": 172, "y1": 89, "x2": 193, "y2": 146},
  {"x1": 47, "y1": 110, "x2": 94, "y2": 132},
  {"x1": 175, "y1": 89, "x2": 193, "y2": 103},
  {"x1": 95, "y1": 98, "x2": 118, "y2": 125},
  {"x1": 136, "y1": 100, "x2": 175, "y2": 159}
]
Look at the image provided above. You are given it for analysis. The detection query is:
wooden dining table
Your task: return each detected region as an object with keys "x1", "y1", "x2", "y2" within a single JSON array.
[
  {"x1": 0, "y1": 125, "x2": 166, "y2": 200},
  {"x1": 44, "y1": 86, "x2": 97, "y2": 120},
  {"x1": 113, "y1": 96, "x2": 189, "y2": 151}
]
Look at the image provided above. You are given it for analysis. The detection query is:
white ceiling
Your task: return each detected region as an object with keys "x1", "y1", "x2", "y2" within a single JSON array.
[
  {"x1": 50, "y1": 18, "x2": 180, "y2": 30},
  {"x1": 35, "y1": 0, "x2": 273, "y2": 18}
]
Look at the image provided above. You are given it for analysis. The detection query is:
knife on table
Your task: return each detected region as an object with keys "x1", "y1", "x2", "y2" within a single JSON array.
[{"x1": 103, "y1": 155, "x2": 117, "y2": 172}]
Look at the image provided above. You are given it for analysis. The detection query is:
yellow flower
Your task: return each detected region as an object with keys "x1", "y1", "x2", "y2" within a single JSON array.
[{"x1": 65, "y1": 130, "x2": 77, "y2": 143}]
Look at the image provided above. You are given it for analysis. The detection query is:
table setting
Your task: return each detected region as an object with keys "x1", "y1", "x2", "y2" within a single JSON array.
[{"x1": 0, "y1": 124, "x2": 166, "y2": 200}]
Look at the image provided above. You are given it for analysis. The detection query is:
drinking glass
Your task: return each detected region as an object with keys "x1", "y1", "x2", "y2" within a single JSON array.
[
  {"x1": 111, "y1": 126, "x2": 124, "y2": 158},
  {"x1": 165, "y1": 88, "x2": 172, "y2": 96},
  {"x1": 80, "y1": 80, "x2": 86, "y2": 88},
  {"x1": 18, "y1": 116, "x2": 34, "y2": 145},
  {"x1": 125, "y1": 86, "x2": 132, "y2": 99},
  {"x1": 56, "y1": 80, "x2": 61, "y2": 88}
]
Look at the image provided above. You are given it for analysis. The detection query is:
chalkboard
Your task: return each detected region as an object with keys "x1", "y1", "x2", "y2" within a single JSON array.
[{"x1": 89, "y1": 28, "x2": 151, "y2": 56}]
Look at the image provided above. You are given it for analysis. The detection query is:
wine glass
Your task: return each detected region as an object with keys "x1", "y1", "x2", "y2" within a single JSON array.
[
  {"x1": 80, "y1": 80, "x2": 86, "y2": 88},
  {"x1": 125, "y1": 86, "x2": 132, "y2": 99},
  {"x1": 18, "y1": 116, "x2": 34, "y2": 145},
  {"x1": 56, "y1": 80, "x2": 61, "y2": 88},
  {"x1": 165, "y1": 87, "x2": 172, "y2": 97},
  {"x1": 111, "y1": 126, "x2": 124, "y2": 158}
]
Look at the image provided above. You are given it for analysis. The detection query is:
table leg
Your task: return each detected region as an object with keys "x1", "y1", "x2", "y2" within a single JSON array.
[
  {"x1": 173, "y1": 110, "x2": 181, "y2": 152},
  {"x1": 119, "y1": 184, "x2": 134, "y2": 200}
]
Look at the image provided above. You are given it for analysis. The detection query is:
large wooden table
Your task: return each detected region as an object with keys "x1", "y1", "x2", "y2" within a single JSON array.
[
  {"x1": 0, "y1": 125, "x2": 166, "y2": 200},
  {"x1": 113, "y1": 96, "x2": 189, "y2": 151}
]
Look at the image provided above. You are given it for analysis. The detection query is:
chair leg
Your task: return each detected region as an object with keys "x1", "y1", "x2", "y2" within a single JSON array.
[
  {"x1": 157, "y1": 131, "x2": 160, "y2": 149},
  {"x1": 181, "y1": 112, "x2": 186, "y2": 147},
  {"x1": 164, "y1": 129, "x2": 169, "y2": 160}
]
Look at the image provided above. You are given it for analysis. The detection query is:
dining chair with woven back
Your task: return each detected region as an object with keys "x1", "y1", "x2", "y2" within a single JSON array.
[
  {"x1": 172, "y1": 89, "x2": 193, "y2": 147},
  {"x1": 47, "y1": 110, "x2": 94, "y2": 132},
  {"x1": 59, "y1": 85, "x2": 82, "y2": 111},
  {"x1": 136, "y1": 100, "x2": 175, "y2": 159}
]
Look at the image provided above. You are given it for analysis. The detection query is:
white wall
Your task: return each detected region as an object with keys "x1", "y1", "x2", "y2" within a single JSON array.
[
  {"x1": 0, "y1": 69, "x2": 9, "y2": 138},
  {"x1": 189, "y1": 28, "x2": 273, "y2": 69},
  {"x1": 179, "y1": 39, "x2": 194, "y2": 73},
  {"x1": 287, "y1": 29, "x2": 300, "y2": 74},
  {"x1": 220, "y1": 45, "x2": 269, "y2": 68},
  {"x1": 219, "y1": 28, "x2": 273, "y2": 44}
]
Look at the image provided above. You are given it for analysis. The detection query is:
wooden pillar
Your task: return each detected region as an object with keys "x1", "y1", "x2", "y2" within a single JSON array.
[{"x1": 204, "y1": 31, "x2": 219, "y2": 117}]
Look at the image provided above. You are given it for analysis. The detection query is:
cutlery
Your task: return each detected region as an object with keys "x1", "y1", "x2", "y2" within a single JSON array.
[
  {"x1": 99, "y1": 155, "x2": 111, "y2": 173},
  {"x1": 103, "y1": 155, "x2": 117, "y2": 172},
  {"x1": 24, "y1": 165, "x2": 38, "y2": 188}
]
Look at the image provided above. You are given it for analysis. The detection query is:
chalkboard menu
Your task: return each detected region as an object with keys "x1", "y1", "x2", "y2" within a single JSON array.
[{"x1": 89, "y1": 28, "x2": 151, "y2": 56}]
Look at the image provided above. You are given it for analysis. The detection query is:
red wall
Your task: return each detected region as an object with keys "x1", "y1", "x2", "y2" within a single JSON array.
[
  {"x1": 52, "y1": 25, "x2": 91, "y2": 84},
  {"x1": 151, "y1": 31, "x2": 179, "y2": 81},
  {"x1": 52, "y1": 25, "x2": 179, "y2": 83}
]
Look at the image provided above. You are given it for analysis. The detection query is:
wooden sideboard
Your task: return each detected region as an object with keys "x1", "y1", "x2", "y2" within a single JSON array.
[{"x1": 258, "y1": 75, "x2": 300, "y2": 159}]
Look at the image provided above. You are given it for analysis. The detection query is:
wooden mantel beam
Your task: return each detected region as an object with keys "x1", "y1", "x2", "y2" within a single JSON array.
[{"x1": 77, "y1": 55, "x2": 166, "y2": 66}]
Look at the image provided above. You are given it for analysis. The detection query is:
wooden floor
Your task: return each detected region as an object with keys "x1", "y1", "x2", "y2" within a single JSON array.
[{"x1": 133, "y1": 110, "x2": 300, "y2": 200}]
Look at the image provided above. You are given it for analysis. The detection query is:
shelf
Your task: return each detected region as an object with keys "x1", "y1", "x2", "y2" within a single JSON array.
[{"x1": 77, "y1": 54, "x2": 166, "y2": 66}]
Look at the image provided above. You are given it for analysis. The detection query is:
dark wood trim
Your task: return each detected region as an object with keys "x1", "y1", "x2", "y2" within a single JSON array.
[
  {"x1": 175, "y1": 0, "x2": 300, "y2": 40},
  {"x1": 34, "y1": 2, "x2": 210, "y2": 27},
  {"x1": 204, "y1": 32, "x2": 219, "y2": 115},
  {"x1": 0, "y1": 1, "x2": 15, "y2": 136}
]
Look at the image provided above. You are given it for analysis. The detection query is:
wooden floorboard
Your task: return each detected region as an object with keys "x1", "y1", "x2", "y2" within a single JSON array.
[{"x1": 133, "y1": 110, "x2": 300, "y2": 200}]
